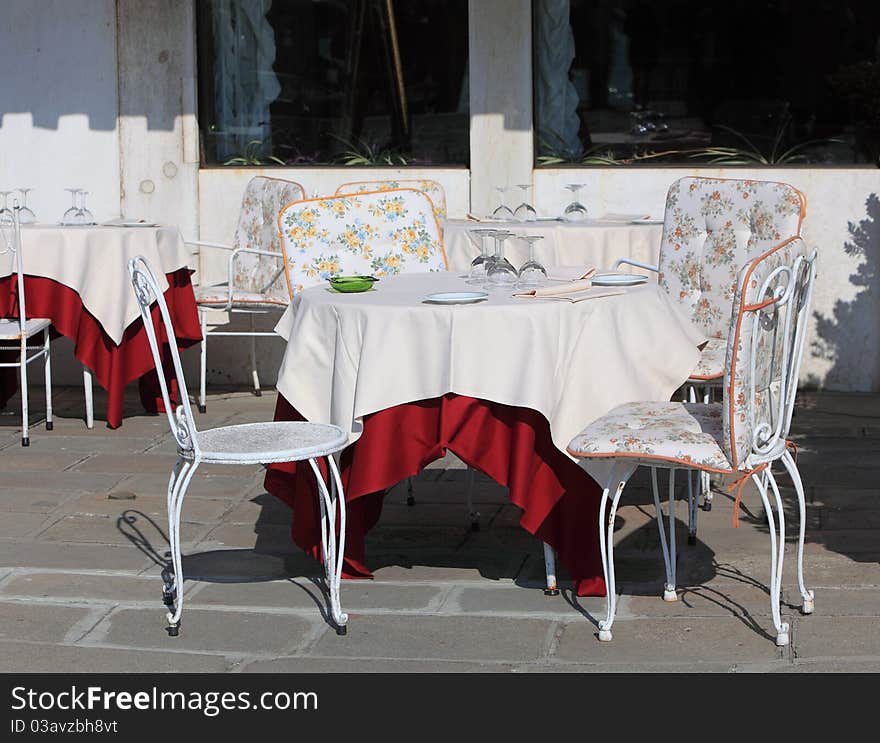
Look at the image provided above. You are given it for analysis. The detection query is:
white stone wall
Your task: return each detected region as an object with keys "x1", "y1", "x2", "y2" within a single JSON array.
[{"x1": 2, "y1": 0, "x2": 879, "y2": 393}]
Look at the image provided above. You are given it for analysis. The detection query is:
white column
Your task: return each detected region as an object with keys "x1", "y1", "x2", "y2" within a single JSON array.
[{"x1": 468, "y1": 0, "x2": 534, "y2": 217}]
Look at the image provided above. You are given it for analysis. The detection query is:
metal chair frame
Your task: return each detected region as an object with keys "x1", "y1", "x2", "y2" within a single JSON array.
[
  {"x1": 0, "y1": 205, "x2": 53, "y2": 445},
  {"x1": 128, "y1": 255, "x2": 349, "y2": 637}
]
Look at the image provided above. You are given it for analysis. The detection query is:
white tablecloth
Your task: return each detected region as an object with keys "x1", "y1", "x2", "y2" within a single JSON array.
[
  {"x1": 442, "y1": 218, "x2": 663, "y2": 275},
  {"x1": 274, "y1": 272, "x2": 702, "y2": 459},
  {"x1": 1, "y1": 225, "x2": 193, "y2": 344}
]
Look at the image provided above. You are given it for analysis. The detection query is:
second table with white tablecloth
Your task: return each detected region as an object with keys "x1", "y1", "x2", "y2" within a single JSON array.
[
  {"x1": 441, "y1": 218, "x2": 664, "y2": 275},
  {"x1": 264, "y1": 272, "x2": 702, "y2": 596},
  {"x1": 0, "y1": 224, "x2": 201, "y2": 427}
]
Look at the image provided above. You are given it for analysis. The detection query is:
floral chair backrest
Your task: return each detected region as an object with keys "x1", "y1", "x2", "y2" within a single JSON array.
[
  {"x1": 232, "y1": 176, "x2": 306, "y2": 301},
  {"x1": 658, "y1": 177, "x2": 805, "y2": 342},
  {"x1": 278, "y1": 188, "x2": 448, "y2": 296},
  {"x1": 722, "y1": 236, "x2": 816, "y2": 470},
  {"x1": 335, "y1": 180, "x2": 447, "y2": 221}
]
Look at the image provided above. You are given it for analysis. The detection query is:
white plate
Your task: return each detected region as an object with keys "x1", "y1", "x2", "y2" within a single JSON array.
[
  {"x1": 423, "y1": 291, "x2": 489, "y2": 305},
  {"x1": 102, "y1": 220, "x2": 159, "y2": 228},
  {"x1": 591, "y1": 273, "x2": 649, "y2": 287},
  {"x1": 629, "y1": 217, "x2": 664, "y2": 225}
]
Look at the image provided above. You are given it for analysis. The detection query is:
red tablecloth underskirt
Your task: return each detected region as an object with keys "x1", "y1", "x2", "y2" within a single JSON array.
[
  {"x1": 264, "y1": 393, "x2": 606, "y2": 597},
  {"x1": 0, "y1": 269, "x2": 201, "y2": 428}
]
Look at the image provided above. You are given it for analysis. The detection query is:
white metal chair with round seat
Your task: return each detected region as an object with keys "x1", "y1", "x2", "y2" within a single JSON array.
[
  {"x1": 570, "y1": 237, "x2": 817, "y2": 646},
  {"x1": 127, "y1": 254, "x2": 350, "y2": 637}
]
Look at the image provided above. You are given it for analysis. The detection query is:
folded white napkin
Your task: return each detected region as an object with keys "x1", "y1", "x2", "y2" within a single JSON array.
[
  {"x1": 514, "y1": 270, "x2": 624, "y2": 302},
  {"x1": 546, "y1": 266, "x2": 597, "y2": 282}
]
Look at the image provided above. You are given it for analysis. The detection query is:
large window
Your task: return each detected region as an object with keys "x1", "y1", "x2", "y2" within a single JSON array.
[
  {"x1": 197, "y1": 0, "x2": 469, "y2": 166},
  {"x1": 534, "y1": 0, "x2": 880, "y2": 166}
]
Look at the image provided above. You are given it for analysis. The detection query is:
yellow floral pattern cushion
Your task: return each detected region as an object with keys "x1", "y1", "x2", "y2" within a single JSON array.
[
  {"x1": 230, "y1": 176, "x2": 305, "y2": 302},
  {"x1": 279, "y1": 189, "x2": 448, "y2": 295},
  {"x1": 658, "y1": 177, "x2": 805, "y2": 350},
  {"x1": 335, "y1": 180, "x2": 447, "y2": 221},
  {"x1": 567, "y1": 402, "x2": 733, "y2": 472}
]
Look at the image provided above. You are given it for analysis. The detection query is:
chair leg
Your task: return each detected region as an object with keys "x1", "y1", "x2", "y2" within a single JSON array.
[
  {"x1": 701, "y1": 387, "x2": 713, "y2": 510},
  {"x1": 43, "y1": 328, "x2": 53, "y2": 431},
  {"x1": 753, "y1": 470, "x2": 789, "y2": 647},
  {"x1": 650, "y1": 467, "x2": 677, "y2": 601},
  {"x1": 465, "y1": 467, "x2": 479, "y2": 531},
  {"x1": 308, "y1": 456, "x2": 349, "y2": 634},
  {"x1": 542, "y1": 542, "x2": 559, "y2": 596},
  {"x1": 687, "y1": 469, "x2": 698, "y2": 545},
  {"x1": 597, "y1": 464, "x2": 629, "y2": 642},
  {"x1": 164, "y1": 457, "x2": 198, "y2": 636},
  {"x1": 82, "y1": 367, "x2": 94, "y2": 429},
  {"x1": 405, "y1": 476, "x2": 415, "y2": 506},
  {"x1": 781, "y1": 449, "x2": 814, "y2": 614},
  {"x1": 249, "y1": 315, "x2": 261, "y2": 397},
  {"x1": 198, "y1": 310, "x2": 207, "y2": 413},
  {"x1": 19, "y1": 337, "x2": 28, "y2": 446}
]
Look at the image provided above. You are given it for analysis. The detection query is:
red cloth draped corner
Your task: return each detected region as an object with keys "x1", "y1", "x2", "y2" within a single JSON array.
[
  {"x1": 264, "y1": 393, "x2": 607, "y2": 597},
  {"x1": 0, "y1": 269, "x2": 201, "y2": 428}
]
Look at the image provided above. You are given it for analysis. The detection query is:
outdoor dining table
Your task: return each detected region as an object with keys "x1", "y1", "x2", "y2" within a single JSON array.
[
  {"x1": 0, "y1": 224, "x2": 201, "y2": 428},
  {"x1": 264, "y1": 271, "x2": 702, "y2": 596},
  {"x1": 442, "y1": 217, "x2": 664, "y2": 275}
]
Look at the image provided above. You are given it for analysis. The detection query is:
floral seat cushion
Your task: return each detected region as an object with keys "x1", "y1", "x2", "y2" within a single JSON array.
[
  {"x1": 691, "y1": 337, "x2": 726, "y2": 381},
  {"x1": 279, "y1": 189, "x2": 448, "y2": 296},
  {"x1": 195, "y1": 284, "x2": 288, "y2": 308},
  {"x1": 335, "y1": 180, "x2": 447, "y2": 221},
  {"x1": 567, "y1": 401, "x2": 734, "y2": 473}
]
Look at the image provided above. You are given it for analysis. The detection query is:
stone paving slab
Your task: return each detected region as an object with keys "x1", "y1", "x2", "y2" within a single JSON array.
[
  {"x1": 0, "y1": 600, "x2": 97, "y2": 643},
  {"x1": 305, "y1": 614, "x2": 555, "y2": 662},
  {"x1": 240, "y1": 657, "x2": 513, "y2": 673},
  {"x1": 0, "y1": 640, "x2": 232, "y2": 673},
  {"x1": 88, "y1": 607, "x2": 323, "y2": 656},
  {"x1": 0, "y1": 540, "x2": 153, "y2": 572},
  {"x1": 0, "y1": 571, "x2": 172, "y2": 604}
]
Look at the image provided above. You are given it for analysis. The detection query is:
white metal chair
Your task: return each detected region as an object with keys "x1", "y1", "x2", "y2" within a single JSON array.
[
  {"x1": 0, "y1": 204, "x2": 53, "y2": 446},
  {"x1": 128, "y1": 254, "x2": 350, "y2": 637},
  {"x1": 570, "y1": 237, "x2": 817, "y2": 646},
  {"x1": 335, "y1": 179, "x2": 448, "y2": 222},
  {"x1": 187, "y1": 176, "x2": 305, "y2": 412},
  {"x1": 615, "y1": 177, "x2": 806, "y2": 511}
]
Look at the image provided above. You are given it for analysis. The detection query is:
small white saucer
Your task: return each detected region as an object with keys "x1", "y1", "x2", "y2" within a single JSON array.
[{"x1": 423, "y1": 291, "x2": 489, "y2": 305}]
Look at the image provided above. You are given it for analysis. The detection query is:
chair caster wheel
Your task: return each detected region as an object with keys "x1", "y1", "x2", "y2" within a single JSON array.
[
  {"x1": 776, "y1": 624, "x2": 790, "y2": 647},
  {"x1": 197, "y1": 404, "x2": 206, "y2": 414},
  {"x1": 663, "y1": 587, "x2": 678, "y2": 602},
  {"x1": 598, "y1": 629, "x2": 613, "y2": 642},
  {"x1": 254, "y1": 389, "x2": 262, "y2": 397},
  {"x1": 543, "y1": 587, "x2": 560, "y2": 596},
  {"x1": 167, "y1": 623, "x2": 180, "y2": 637},
  {"x1": 162, "y1": 591, "x2": 175, "y2": 607},
  {"x1": 470, "y1": 521, "x2": 480, "y2": 532},
  {"x1": 336, "y1": 624, "x2": 348, "y2": 636},
  {"x1": 702, "y1": 500, "x2": 712, "y2": 512},
  {"x1": 687, "y1": 534, "x2": 697, "y2": 546},
  {"x1": 45, "y1": 421, "x2": 53, "y2": 431},
  {"x1": 21, "y1": 437, "x2": 29, "y2": 447},
  {"x1": 802, "y1": 591, "x2": 815, "y2": 615},
  {"x1": 406, "y1": 495, "x2": 415, "y2": 507}
]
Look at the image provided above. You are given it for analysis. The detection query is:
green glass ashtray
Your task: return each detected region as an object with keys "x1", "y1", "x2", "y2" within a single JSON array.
[{"x1": 328, "y1": 275, "x2": 379, "y2": 293}]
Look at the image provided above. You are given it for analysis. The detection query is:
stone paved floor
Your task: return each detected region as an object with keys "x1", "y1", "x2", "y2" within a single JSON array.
[{"x1": 0, "y1": 386, "x2": 878, "y2": 672}]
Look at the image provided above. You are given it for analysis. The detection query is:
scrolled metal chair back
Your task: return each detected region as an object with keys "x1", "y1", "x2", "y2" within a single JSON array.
[
  {"x1": 722, "y1": 236, "x2": 817, "y2": 470},
  {"x1": 1, "y1": 204, "x2": 28, "y2": 335},
  {"x1": 128, "y1": 256, "x2": 199, "y2": 456}
]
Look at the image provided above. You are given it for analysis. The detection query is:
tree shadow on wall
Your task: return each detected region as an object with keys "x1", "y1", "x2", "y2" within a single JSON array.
[{"x1": 811, "y1": 193, "x2": 880, "y2": 390}]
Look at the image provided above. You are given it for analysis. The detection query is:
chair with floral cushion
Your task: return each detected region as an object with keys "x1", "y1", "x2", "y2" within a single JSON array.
[
  {"x1": 615, "y1": 176, "x2": 806, "y2": 511},
  {"x1": 186, "y1": 176, "x2": 305, "y2": 412},
  {"x1": 570, "y1": 236, "x2": 817, "y2": 646},
  {"x1": 277, "y1": 188, "x2": 447, "y2": 296},
  {"x1": 335, "y1": 180, "x2": 448, "y2": 222}
]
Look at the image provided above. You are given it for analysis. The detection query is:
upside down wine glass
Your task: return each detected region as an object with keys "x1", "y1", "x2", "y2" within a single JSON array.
[
  {"x1": 492, "y1": 186, "x2": 514, "y2": 221},
  {"x1": 517, "y1": 235, "x2": 548, "y2": 288},
  {"x1": 466, "y1": 228, "x2": 497, "y2": 284},
  {"x1": 78, "y1": 190, "x2": 95, "y2": 224},
  {"x1": 485, "y1": 230, "x2": 518, "y2": 290},
  {"x1": 62, "y1": 188, "x2": 82, "y2": 225},
  {"x1": 0, "y1": 191, "x2": 14, "y2": 227},
  {"x1": 17, "y1": 188, "x2": 36, "y2": 224},
  {"x1": 563, "y1": 183, "x2": 588, "y2": 221},
  {"x1": 513, "y1": 184, "x2": 537, "y2": 222}
]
